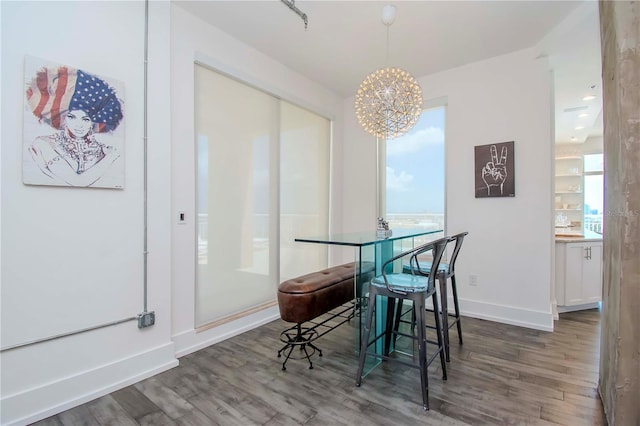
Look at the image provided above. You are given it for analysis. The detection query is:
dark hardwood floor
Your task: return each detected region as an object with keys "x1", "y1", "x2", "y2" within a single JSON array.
[{"x1": 32, "y1": 309, "x2": 605, "y2": 425}]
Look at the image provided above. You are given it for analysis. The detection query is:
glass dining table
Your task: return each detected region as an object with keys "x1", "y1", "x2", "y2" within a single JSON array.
[{"x1": 295, "y1": 228, "x2": 443, "y2": 375}]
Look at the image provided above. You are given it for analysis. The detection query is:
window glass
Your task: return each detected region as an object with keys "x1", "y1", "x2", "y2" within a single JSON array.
[
  {"x1": 584, "y1": 153, "x2": 603, "y2": 173},
  {"x1": 584, "y1": 154, "x2": 603, "y2": 234},
  {"x1": 386, "y1": 106, "x2": 445, "y2": 245}
]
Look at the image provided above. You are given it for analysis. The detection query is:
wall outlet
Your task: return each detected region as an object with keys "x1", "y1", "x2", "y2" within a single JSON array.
[
  {"x1": 469, "y1": 275, "x2": 478, "y2": 286},
  {"x1": 137, "y1": 311, "x2": 155, "y2": 328}
]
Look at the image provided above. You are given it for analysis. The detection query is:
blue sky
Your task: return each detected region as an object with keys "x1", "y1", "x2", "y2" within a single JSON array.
[{"x1": 386, "y1": 107, "x2": 445, "y2": 214}]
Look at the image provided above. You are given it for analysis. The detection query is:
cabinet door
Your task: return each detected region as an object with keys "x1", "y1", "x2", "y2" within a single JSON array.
[
  {"x1": 564, "y1": 244, "x2": 586, "y2": 306},
  {"x1": 555, "y1": 243, "x2": 566, "y2": 305},
  {"x1": 582, "y1": 243, "x2": 603, "y2": 303}
]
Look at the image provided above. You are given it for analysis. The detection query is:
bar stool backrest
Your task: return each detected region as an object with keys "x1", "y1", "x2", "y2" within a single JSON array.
[
  {"x1": 446, "y1": 231, "x2": 469, "y2": 277},
  {"x1": 382, "y1": 236, "x2": 448, "y2": 294}
]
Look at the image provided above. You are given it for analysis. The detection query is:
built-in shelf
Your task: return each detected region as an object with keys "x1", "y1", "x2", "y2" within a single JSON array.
[
  {"x1": 554, "y1": 145, "x2": 605, "y2": 264},
  {"x1": 555, "y1": 149, "x2": 586, "y2": 234}
]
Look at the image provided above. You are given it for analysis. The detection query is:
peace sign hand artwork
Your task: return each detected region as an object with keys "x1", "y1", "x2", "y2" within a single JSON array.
[{"x1": 481, "y1": 145, "x2": 508, "y2": 196}]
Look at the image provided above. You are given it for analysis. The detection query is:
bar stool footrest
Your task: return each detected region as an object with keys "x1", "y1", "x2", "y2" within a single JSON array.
[
  {"x1": 278, "y1": 325, "x2": 321, "y2": 370},
  {"x1": 277, "y1": 302, "x2": 354, "y2": 370}
]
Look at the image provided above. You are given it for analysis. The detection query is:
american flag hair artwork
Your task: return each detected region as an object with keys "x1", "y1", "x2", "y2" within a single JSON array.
[
  {"x1": 23, "y1": 56, "x2": 125, "y2": 189},
  {"x1": 26, "y1": 65, "x2": 123, "y2": 133}
]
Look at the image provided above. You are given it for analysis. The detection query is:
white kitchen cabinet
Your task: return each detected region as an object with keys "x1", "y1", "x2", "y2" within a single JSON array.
[{"x1": 555, "y1": 238, "x2": 603, "y2": 311}]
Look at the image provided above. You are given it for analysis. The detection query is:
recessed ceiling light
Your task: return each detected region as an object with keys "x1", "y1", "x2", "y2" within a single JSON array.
[
  {"x1": 583, "y1": 95, "x2": 596, "y2": 101},
  {"x1": 570, "y1": 137, "x2": 577, "y2": 141},
  {"x1": 575, "y1": 126, "x2": 585, "y2": 130},
  {"x1": 578, "y1": 113, "x2": 589, "y2": 118}
]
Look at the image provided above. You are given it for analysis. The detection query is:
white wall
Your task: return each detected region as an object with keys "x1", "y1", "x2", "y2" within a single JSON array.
[
  {"x1": 344, "y1": 48, "x2": 555, "y2": 330},
  {"x1": 1, "y1": 2, "x2": 558, "y2": 424},
  {"x1": 169, "y1": 4, "x2": 345, "y2": 357},
  {"x1": 1, "y1": 2, "x2": 345, "y2": 423},
  {"x1": 1, "y1": 2, "x2": 175, "y2": 425},
  {"x1": 582, "y1": 135, "x2": 604, "y2": 155}
]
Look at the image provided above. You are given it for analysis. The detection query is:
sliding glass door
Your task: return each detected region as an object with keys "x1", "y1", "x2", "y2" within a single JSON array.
[{"x1": 194, "y1": 64, "x2": 330, "y2": 327}]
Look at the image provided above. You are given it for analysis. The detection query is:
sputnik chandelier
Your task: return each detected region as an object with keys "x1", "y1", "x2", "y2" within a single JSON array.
[{"x1": 354, "y1": 5, "x2": 423, "y2": 140}]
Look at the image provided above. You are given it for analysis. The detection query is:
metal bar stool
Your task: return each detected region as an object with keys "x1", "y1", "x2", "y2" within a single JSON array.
[
  {"x1": 355, "y1": 237, "x2": 448, "y2": 411},
  {"x1": 401, "y1": 231, "x2": 469, "y2": 361}
]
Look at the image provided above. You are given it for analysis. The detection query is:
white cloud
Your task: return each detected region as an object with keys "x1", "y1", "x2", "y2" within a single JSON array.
[
  {"x1": 387, "y1": 167, "x2": 413, "y2": 192},
  {"x1": 386, "y1": 126, "x2": 444, "y2": 157}
]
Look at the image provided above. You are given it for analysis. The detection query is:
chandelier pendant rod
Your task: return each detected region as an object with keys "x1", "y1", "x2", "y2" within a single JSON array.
[{"x1": 386, "y1": 25, "x2": 390, "y2": 67}]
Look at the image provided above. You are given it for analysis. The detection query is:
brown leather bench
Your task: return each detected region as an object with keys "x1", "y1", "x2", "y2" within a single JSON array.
[
  {"x1": 278, "y1": 262, "x2": 356, "y2": 324},
  {"x1": 276, "y1": 262, "x2": 373, "y2": 370}
]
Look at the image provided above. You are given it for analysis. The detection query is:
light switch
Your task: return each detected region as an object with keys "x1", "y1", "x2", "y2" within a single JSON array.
[{"x1": 178, "y1": 211, "x2": 186, "y2": 224}]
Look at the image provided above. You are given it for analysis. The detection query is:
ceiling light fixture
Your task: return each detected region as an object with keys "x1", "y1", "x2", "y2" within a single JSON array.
[
  {"x1": 578, "y1": 113, "x2": 589, "y2": 118},
  {"x1": 583, "y1": 95, "x2": 596, "y2": 101},
  {"x1": 354, "y1": 5, "x2": 423, "y2": 140}
]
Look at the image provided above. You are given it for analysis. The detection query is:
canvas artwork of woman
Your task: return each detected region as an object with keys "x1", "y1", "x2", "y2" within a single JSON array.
[{"x1": 23, "y1": 58, "x2": 125, "y2": 188}]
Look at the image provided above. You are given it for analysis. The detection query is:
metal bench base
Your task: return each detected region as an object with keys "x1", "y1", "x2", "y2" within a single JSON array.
[{"x1": 277, "y1": 301, "x2": 354, "y2": 370}]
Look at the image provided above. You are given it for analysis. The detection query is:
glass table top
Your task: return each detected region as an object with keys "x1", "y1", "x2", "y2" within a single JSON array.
[{"x1": 294, "y1": 228, "x2": 442, "y2": 247}]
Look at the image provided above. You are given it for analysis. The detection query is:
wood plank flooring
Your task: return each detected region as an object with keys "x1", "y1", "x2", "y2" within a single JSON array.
[{"x1": 32, "y1": 309, "x2": 606, "y2": 425}]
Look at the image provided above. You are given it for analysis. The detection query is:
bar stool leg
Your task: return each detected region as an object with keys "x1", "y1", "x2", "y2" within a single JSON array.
[
  {"x1": 413, "y1": 293, "x2": 429, "y2": 410},
  {"x1": 438, "y1": 274, "x2": 451, "y2": 362},
  {"x1": 392, "y1": 298, "x2": 404, "y2": 346},
  {"x1": 431, "y1": 291, "x2": 447, "y2": 380},
  {"x1": 451, "y1": 275, "x2": 463, "y2": 345}
]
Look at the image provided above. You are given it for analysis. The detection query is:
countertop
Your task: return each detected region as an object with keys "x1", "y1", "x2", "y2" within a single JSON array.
[{"x1": 555, "y1": 228, "x2": 603, "y2": 243}]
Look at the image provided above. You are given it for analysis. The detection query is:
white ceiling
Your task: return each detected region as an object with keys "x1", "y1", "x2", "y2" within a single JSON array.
[{"x1": 174, "y1": 0, "x2": 603, "y2": 144}]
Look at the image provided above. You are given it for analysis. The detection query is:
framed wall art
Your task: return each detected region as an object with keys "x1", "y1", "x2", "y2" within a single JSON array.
[
  {"x1": 474, "y1": 141, "x2": 515, "y2": 198},
  {"x1": 23, "y1": 56, "x2": 125, "y2": 189}
]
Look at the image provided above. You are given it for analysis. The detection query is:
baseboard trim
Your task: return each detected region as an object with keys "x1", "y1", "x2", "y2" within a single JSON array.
[
  {"x1": 173, "y1": 305, "x2": 280, "y2": 358},
  {"x1": 557, "y1": 302, "x2": 600, "y2": 313},
  {"x1": 551, "y1": 298, "x2": 559, "y2": 320},
  {"x1": 459, "y1": 298, "x2": 555, "y2": 332},
  {"x1": 2, "y1": 342, "x2": 178, "y2": 426}
]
